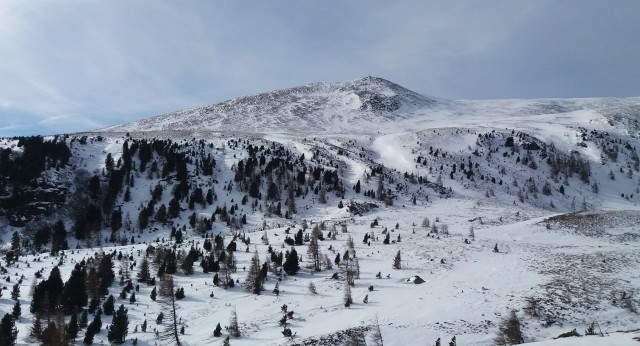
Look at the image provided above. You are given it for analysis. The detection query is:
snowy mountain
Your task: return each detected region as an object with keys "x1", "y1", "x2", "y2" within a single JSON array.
[
  {"x1": 103, "y1": 76, "x2": 445, "y2": 134},
  {"x1": 103, "y1": 76, "x2": 640, "y2": 137},
  {"x1": 2, "y1": 77, "x2": 640, "y2": 346}
]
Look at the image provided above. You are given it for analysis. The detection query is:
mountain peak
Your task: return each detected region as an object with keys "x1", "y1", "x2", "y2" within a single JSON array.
[{"x1": 103, "y1": 77, "x2": 441, "y2": 134}]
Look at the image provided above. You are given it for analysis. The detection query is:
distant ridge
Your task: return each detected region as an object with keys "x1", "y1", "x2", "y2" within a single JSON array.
[
  {"x1": 100, "y1": 76, "x2": 640, "y2": 135},
  {"x1": 102, "y1": 76, "x2": 444, "y2": 134}
]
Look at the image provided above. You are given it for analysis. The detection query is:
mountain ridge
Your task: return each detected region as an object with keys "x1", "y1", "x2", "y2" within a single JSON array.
[
  {"x1": 101, "y1": 76, "x2": 640, "y2": 136},
  {"x1": 101, "y1": 76, "x2": 447, "y2": 134}
]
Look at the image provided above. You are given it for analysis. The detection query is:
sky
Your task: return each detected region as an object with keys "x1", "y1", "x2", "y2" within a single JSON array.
[{"x1": 1, "y1": 0, "x2": 639, "y2": 137}]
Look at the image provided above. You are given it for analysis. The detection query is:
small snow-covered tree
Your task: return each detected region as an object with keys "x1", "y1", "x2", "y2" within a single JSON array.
[
  {"x1": 369, "y1": 315, "x2": 384, "y2": 346},
  {"x1": 494, "y1": 310, "x2": 524, "y2": 345},
  {"x1": 244, "y1": 252, "x2": 263, "y2": 295},
  {"x1": 392, "y1": 250, "x2": 401, "y2": 269},
  {"x1": 308, "y1": 282, "x2": 317, "y2": 295},
  {"x1": 307, "y1": 231, "x2": 321, "y2": 271},
  {"x1": 343, "y1": 283, "x2": 353, "y2": 308},
  {"x1": 229, "y1": 307, "x2": 240, "y2": 338}
]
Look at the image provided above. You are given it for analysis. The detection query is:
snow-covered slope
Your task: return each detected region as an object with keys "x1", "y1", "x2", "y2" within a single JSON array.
[
  {"x1": 103, "y1": 76, "x2": 444, "y2": 134},
  {"x1": 3, "y1": 78, "x2": 640, "y2": 346},
  {"x1": 102, "y1": 76, "x2": 640, "y2": 137}
]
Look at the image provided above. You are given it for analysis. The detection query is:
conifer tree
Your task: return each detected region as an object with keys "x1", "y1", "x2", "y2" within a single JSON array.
[
  {"x1": 287, "y1": 181, "x2": 296, "y2": 217},
  {"x1": 156, "y1": 312, "x2": 164, "y2": 324},
  {"x1": 283, "y1": 248, "x2": 299, "y2": 275},
  {"x1": 107, "y1": 304, "x2": 128, "y2": 345},
  {"x1": 137, "y1": 208, "x2": 149, "y2": 230},
  {"x1": 46, "y1": 266, "x2": 64, "y2": 310},
  {"x1": 392, "y1": 250, "x2": 401, "y2": 269},
  {"x1": 62, "y1": 263, "x2": 88, "y2": 314},
  {"x1": 376, "y1": 175, "x2": 385, "y2": 201},
  {"x1": 1, "y1": 313, "x2": 18, "y2": 346},
  {"x1": 87, "y1": 309, "x2": 102, "y2": 335},
  {"x1": 307, "y1": 231, "x2": 321, "y2": 271},
  {"x1": 244, "y1": 252, "x2": 263, "y2": 295},
  {"x1": 30, "y1": 313, "x2": 42, "y2": 341},
  {"x1": 150, "y1": 286, "x2": 157, "y2": 301},
  {"x1": 66, "y1": 312, "x2": 79, "y2": 340},
  {"x1": 11, "y1": 301, "x2": 21, "y2": 320},
  {"x1": 160, "y1": 275, "x2": 181, "y2": 345},
  {"x1": 83, "y1": 325, "x2": 95, "y2": 345},
  {"x1": 79, "y1": 310, "x2": 88, "y2": 329},
  {"x1": 10, "y1": 231, "x2": 20, "y2": 258},
  {"x1": 137, "y1": 257, "x2": 151, "y2": 284},
  {"x1": 10, "y1": 283, "x2": 19, "y2": 301},
  {"x1": 308, "y1": 282, "x2": 317, "y2": 295},
  {"x1": 343, "y1": 282, "x2": 353, "y2": 308},
  {"x1": 229, "y1": 307, "x2": 240, "y2": 338},
  {"x1": 103, "y1": 295, "x2": 115, "y2": 315}
]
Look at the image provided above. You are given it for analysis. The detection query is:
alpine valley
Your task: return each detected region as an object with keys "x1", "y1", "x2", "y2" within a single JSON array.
[{"x1": 2, "y1": 77, "x2": 640, "y2": 345}]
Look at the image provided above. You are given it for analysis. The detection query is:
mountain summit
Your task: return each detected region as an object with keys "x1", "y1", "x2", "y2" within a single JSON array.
[{"x1": 104, "y1": 76, "x2": 442, "y2": 134}]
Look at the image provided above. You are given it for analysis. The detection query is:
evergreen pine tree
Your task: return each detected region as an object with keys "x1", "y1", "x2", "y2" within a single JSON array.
[
  {"x1": 11, "y1": 283, "x2": 20, "y2": 301},
  {"x1": 283, "y1": 248, "x2": 299, "y2": 275},
  {"x1": 10, "y1": 231, "x2": 20, "y2": 256},
  {"x1": 156, "y1": 312, "x2": 164, "y2": 324},
  {"x1": 29, "y1": 313, "x2": 42, "y2": 341},
  {"x1": 83, "y1": 326, "x2": 95, "y2": 345},
  {"x1": 392, "y1": 250, "x2": 401, "y2": 269},
  {"x1": 244, "y1": 252, "x2": 263, "y2": 295},
  {"x1": 79, "y1": 310, "x2": 88, "y2": 329},
  {"x1": 11, "y1": 301, "x2": 21, "y2": 319},
  {"x1": 1, "y1": 313, "x2": 18, "y2": 346},
  {"x1": 62, "y1": 263, "x2": 88, "y2": 314},
  {"x1": 307, "y1": 230, "x2": 321, "y2": 271},
  {"x1": 137, "y1": 257, "x2": 151, "y2": 284},
  {"x1": 66, "y1": 312, "x2": 79, "y2": 340},
  {"x1": 213, "y1": 322, "x2": 222, "y2": 337},
  {"x1": 103, "y1": 295, "x2": 115, "y2": 315},
  {"x1": 308, "y1": 282, "x2": 317, "y2": 295},
  {"x1": 343, "y1": 283, "x2": 353, "y2": 308},
  {"x1": 107, "y1": 304, "x2": 128, "y2": 345},
  {"x1": 229, "y1": 307, "x2": 240, "y2": 338},
  {"x1": 87, "y1": 310, "x2": 102, "y2": 335}
]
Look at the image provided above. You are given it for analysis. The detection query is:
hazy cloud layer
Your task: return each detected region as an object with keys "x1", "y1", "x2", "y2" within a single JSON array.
[{"x1": 1, "y1": 0, "x2": 639, "y2": 136}]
